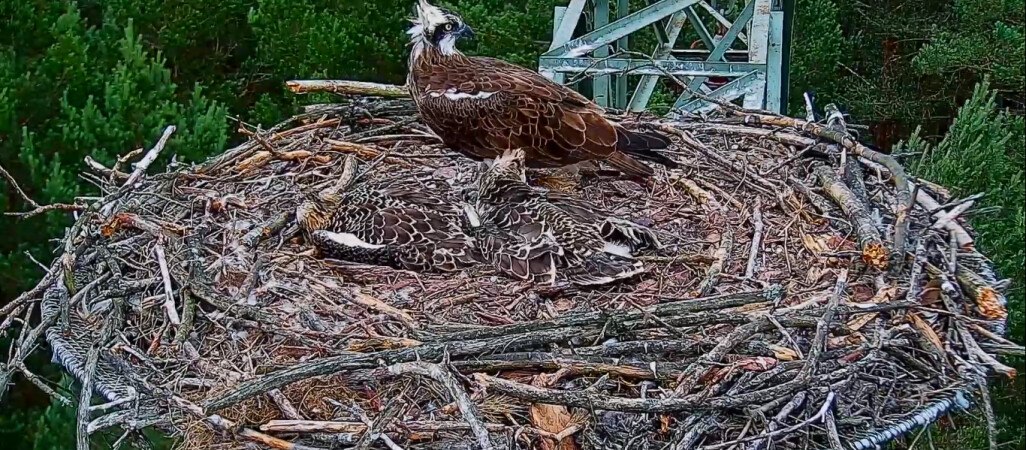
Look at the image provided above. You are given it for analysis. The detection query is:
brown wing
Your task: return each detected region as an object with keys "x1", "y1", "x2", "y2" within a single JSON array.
[{"x1": 412, "y1": 55, "x2": 621, "y2": 168}]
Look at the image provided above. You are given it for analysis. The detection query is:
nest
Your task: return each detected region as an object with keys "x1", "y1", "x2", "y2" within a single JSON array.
[{"x1": 3, "y1": 93, "x2": 1018, "y2": 450}]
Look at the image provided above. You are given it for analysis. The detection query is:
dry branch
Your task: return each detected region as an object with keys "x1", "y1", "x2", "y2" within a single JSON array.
[
  {"x1": 287, "y1": 80, "x2": 409, "y2": 98},
  {"x1": 812, "y1": 162, "x2": 888, "y2": 269}
]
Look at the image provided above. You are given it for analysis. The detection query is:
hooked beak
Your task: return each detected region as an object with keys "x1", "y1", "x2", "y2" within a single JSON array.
[{"x1": 459, "y1": 24, "x2": 475, "y2": 40}]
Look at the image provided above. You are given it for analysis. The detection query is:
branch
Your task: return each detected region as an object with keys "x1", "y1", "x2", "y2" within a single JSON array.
[
  {"x1": 1, "y1": 162, "x2": 86, "y2": 218},
  {"x1": 387, "y1": 361, "x2": 493, "y2": 450},
  {"x1": 286, "y1": 80, "x2": 409, "y2": 98},
  {"x1": 703, "y1": 393, "x2": 836, "y2": 450},
  {"x1": 812, "y1": 162, "x2": 888, "y2": 269},
  {"x1": 474, "y1": 372, "x2": 807, "y2": 414},
  {"x1": 124, "y1": 125, "x2": 176, "y2": 187},
  {"x1": 745, "y1": 199, "x2": 764, "y2": 279}
]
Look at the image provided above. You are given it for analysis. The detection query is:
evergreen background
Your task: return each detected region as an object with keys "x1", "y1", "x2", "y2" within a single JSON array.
[{"x1": 1, "y1": 0, "x2": 1022, "y2": 448}]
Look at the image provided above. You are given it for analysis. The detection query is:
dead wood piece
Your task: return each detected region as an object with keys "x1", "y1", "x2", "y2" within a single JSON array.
[
  {"x1": 955, "y1": 267, "x2": 1007, "y2": 321},
  {"x1": 287, "y1": 79, "x2": 409, "y2": 98},
  {"x1": 475, "y1": 372, "x2": 807, "y2": 414},
  {"x1": 153, "y1": 242, "x2": 181, "y2": 326},
  {"x1": 745, "y1": 199, "x2": 764, "y2": 279},
  {"x1": 801, "y1": 270, "x2": 848, "y2": 379},
  {"x1": 812, "y1": 163, "x2": 888, "y2": 269},
  {"x1": 260, "y1": 420, "x2": 510, "y2": 435},
  {"x1": 124, "y1": 126, "x2": 176, "y2": 187},
  {"x1": 698, "y1": 227, "x2": 734, "y2": 296},
  {"x1": 388, "y1": 361, "x2": 494, "y2": 450},
  {"x1": 348, "y1": 288, "x2": 419, "y2": 329}
]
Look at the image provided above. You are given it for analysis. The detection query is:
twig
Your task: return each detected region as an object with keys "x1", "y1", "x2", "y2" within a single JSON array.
[
  {"x1": 388, "y1": 361, "x2": 493, "y2": 450},
  {"x1": 931, "y1": 200, "x2": 975, "y2": 232},
  {"x1": 153, "y1": 242, "x2": 181, "y2": 326},
  {"x1": 260, "y1": 420, "x2": 511, "y2": 434},
  {"x1": 16, "y1": 362, "x2": 74, "y2": 408},
  {"x1": 269, "y1": 389, "x2": 304, "y2": 420},
  {"x1": 700, "y1": 392, "x2": 836, "y2": 450},
  {"x1": 748, "y1": 391, "x2": 806, "y2": 450},
  {"x1": 823, "y1": 407, "x2": 845, "y2": 450},
  {"x1": 699, "y1": 227, "x2": 733, "y2": 296},
  {"x1": 124, "y1": 125, "x2": 176, "y2": 187},
  {"x1": 351, "y1": 398, "x2": 404, "y2": 450},
  {"x1": 973, "y1": 372, "x2": 999, "y2": 450},
  {"x1": 745, "y1": 199, "x2": 764, "y2": 279},
  {"x1": 801, "y1": 270, "x2": 848, "y2": 380},
  {"x1": 1, "y1": 162, "x2": 86, "y2": 218},
  {"x1": 0, "y1": 163, "x2": 39, "y2": 208}
]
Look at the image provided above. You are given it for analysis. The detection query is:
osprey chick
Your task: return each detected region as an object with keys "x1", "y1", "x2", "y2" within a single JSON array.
[
  {"x1": 405, "y1": 0, "x2": 678, "y2": 178},
  {"x1": 472, "y1": 148, "x2": 662, "y2": 286}
]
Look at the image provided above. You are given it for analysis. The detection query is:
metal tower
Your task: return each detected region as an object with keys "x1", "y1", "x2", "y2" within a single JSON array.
[{"x1": 538, "y1": 0, "x2": 793, "y2": 115}]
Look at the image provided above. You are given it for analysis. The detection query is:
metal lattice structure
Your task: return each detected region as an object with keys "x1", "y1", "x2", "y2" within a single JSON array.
[{"x1": 538, "y1": 0, "x2": 793, "y2": 115}]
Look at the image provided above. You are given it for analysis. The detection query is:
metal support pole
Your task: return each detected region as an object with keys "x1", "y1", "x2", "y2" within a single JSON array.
[
  {"x1": 614, "y1": 0, "x2": 629, "y2": 109},
  {"x1": 765, "y1": 7, "x2": 785, "y2": 113},
  {"x1": 593, "y1": 0, "x2": 611, "y2": 107},
  {"x1": 743, "y1": 0, "x2": 771, "y2": 109}
]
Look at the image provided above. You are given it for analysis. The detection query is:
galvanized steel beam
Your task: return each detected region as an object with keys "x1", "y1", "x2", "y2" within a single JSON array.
[
  {"x1": 614, "y1": 0, "x2": 630, "y2": 108},
  {"x1": 671, "y1": 0, "x2": 756, "y2": 109},
  {"x1": 538, "y1": 57, "x2": 763, "y2": 78},
  {"x1": 672, "y1": 70, "x2": 764, "y2": 114},
  {"x1": 540, "y1": 0, "x2": 790, "y2": 114},
  {"x1": 628, "y1": 9, "x2": 690, "y2": 112},
  {"x1": 593, "y1": 0, "x2": 611, "y2": 107},
  {"x1": 543, "y1": 0, "x2": 702, "y2": 57}
]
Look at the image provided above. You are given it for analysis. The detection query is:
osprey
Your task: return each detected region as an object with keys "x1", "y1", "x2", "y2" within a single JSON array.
[
  {"x1": 405, "y1": 0, "x2": 678, "y2": 178},
  {"x1": 470, "y1": 148, "x2": 662, "y2": 286}
]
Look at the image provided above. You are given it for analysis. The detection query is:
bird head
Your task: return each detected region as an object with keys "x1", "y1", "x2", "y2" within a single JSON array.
[
  {"x1": 477, "y1": 148, "x2": 527, "y2": 197},
  {"x1": 295, "y1": 155, "x2": 359, "y2": 232},
  {"x1": 489, "y1": 148, "x2": 527, "y2": 182},
  {"x1": 407, "y1": 0, "x2": 474, "y2": 55}
]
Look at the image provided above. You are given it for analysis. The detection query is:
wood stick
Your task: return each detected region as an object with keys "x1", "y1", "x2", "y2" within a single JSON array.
[
  {"x1": 474, "y1": 372, "x2": 806, "y2": 414},
  {"x1": 387, "y1": 362, "x2": 493, "y2": 450},
  {"x1": 287, "y1": 80, "x2": 409, "y2": 98},
  {"x1": 812, "y1": 162, "x2": 888, "y2": 269},
  {"x1": 699, "y1": 227, "x2": 733, "y2": 296},
  {"x1": 801, "y1": 271, "x2": 848, "y2": 379},
  {"x1": 124, "y1": 126, "x2": 175, "y2": 187},
  {"x1": 748, "y1": 392, "x2": 806, "y2": 450},
  {"x1": 153, "y1": 242, "x2": 181, "y2": 326},
  {"x1": 745, "y1": 199, "x2": 764, "y2": 279},
  {"x1": 260, "y1": 420, "x2": 510, "y2": 434},
  {"x1": 420, "y1": 288, "x2": 781, "y2": 343},
  {"x1": 269, "y1": 389, "x2": 304, "y2": 420},
  {"x1": 348, "y1": 288, "x2": 419, "y2": 330}
]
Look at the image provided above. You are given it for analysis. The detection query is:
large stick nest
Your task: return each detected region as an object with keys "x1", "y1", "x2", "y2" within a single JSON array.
[{"x1": 4, "y1": 95, "x2": 1017, "y2": 450}]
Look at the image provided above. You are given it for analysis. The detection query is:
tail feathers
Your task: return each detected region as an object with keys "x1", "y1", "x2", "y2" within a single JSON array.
[
  {"x1": 605, "y1": 151, "x2": 655, "y2": 178},
  {"x1": 601, "y1": 217, "x2": 662, "y2": 252},
  {"x1": 615, "y1": 127, "x2": 679, "y2": 170},
  {"x1": 565, "y1": 253, "x2": 645, "y2": 286}
]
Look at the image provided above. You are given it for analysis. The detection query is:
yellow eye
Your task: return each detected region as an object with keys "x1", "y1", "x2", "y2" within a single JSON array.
[{"x1": 444, "y1": 23, "x2": 454, "y2": 31}]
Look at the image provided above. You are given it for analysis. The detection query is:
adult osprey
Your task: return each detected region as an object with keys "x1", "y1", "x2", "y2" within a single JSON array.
[{"x1": 405, "y1": 0, "x2": 678, "y2": 178}]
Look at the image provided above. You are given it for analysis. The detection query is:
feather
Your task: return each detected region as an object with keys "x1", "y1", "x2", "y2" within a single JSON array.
[
  {"x1": 407, "y1": 28, "x2": 678, "y2": 177},
  {"x1": 473, "y1": 149, "x2": 656, "y2": 286}
]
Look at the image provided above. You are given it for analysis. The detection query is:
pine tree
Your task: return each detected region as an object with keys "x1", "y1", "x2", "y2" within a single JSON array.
[{"x1": 902, "y1": 79, "x2": 1025, "y2": 344}]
